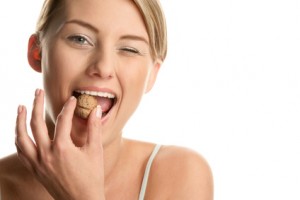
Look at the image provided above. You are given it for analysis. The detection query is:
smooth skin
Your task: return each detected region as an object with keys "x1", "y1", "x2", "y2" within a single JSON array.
[{"x1": 0, "y1": 0, "x2": 213, "y2": 199}]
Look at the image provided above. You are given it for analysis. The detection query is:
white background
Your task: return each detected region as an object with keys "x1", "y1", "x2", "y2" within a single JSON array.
[{"x1": 1, "y1": 1, "x2": 300, "y2": 199}]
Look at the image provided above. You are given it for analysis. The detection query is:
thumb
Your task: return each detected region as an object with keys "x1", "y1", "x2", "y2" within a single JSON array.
[{"x1": 86, "y1": 105, "x2": 102, "y2": 148}]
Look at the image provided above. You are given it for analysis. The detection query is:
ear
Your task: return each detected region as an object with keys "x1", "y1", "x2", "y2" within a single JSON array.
[
  {"x1": 27, "y1": 34, "x2": 42, "y2": 73},
  {"x1": 145, "y1": 59, "x2": 162, "y2": 93}
]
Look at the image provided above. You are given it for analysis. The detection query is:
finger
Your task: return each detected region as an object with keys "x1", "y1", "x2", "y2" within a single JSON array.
[
  {"x1": 53, "y1": 96, "x2": 77, "y2": 145},
  {"x1": 15, "y1": 105, "x2": 38, "y2": 166},
  {"x1": 16, "y1": 145, "x2": 34, "y2": 172},
  {"x1": 30, "y1": 89, "x2": 50, "y2": 149},
  {"x1": 86, "y1": 105, "x2": 102, "y2": 149}
]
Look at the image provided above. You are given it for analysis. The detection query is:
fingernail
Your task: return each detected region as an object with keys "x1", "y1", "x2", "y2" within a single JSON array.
[
  {"x1": 35, "y1": 89, "x2": 41, "y2": 96},
  {"x1": 17, "y1": 105, "x2": 23, "y2": 114},
  {"x1": 70, "y1": 96, "x2": 75, "y2": 101},
  {"x1": 96, "y1": 105, "x2": 102, "y2": 118}
]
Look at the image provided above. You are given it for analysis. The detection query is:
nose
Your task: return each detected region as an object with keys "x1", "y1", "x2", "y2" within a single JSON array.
[{"x1": 86, "y1": 48, "x2": 115, "y2": 79}]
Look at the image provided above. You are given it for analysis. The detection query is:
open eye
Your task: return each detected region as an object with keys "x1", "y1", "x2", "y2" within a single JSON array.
[{"x1": 67, "y1": 34, "x2": 94, "y2": 47}]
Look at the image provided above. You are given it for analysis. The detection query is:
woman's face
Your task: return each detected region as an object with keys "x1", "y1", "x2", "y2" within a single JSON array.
[{"x1": 40, "y1": 0, "x2": 160, "y2": 146}]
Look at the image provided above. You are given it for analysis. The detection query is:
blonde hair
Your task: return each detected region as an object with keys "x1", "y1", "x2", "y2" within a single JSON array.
[
  {"x1": 36, "y1": 0, "x2": 167, "y2": 60},
  {"x1": 133, "y1": 0, "x2": 167, "y2": 60}
]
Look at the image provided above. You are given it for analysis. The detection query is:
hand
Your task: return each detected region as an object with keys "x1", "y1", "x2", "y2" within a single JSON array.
[{"x1": 15, "y1": 89, "x2": 105, "y2": 200}]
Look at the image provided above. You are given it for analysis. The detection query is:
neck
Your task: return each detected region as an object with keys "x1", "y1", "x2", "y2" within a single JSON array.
[{"x1": 103, "y1": 136, "x2": 125, "y2": 181}]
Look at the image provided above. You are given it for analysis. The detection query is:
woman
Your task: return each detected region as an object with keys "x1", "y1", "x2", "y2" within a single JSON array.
[{"x1": 0, "y1": 0, "x2": 213, "y2": 199}]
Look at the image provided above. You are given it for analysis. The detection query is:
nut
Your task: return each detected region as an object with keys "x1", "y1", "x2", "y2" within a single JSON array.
[{"x1": 74, "y1": 94, "x2": 98, "y2": 119}]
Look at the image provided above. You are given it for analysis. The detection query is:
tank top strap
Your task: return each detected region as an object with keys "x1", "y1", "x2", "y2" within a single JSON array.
[{"x1": 138, "y1": 144, "x2": 161, "y2": 200}]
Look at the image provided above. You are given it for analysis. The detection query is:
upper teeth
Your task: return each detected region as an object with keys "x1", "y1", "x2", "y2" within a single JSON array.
[{"x1": 76, "y1": 90, "x2": 115, "y2": 99}]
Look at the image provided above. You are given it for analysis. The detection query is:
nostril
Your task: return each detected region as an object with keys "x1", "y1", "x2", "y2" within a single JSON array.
[
  {"x1": 87, "y1": 55, "x2": 115, "y2": 79},
  {"x1": 87, "y1": 68, "x2": 114, "y2": 79}
]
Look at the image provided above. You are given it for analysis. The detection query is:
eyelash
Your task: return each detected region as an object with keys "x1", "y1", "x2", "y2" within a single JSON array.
[
  {"x1": 120, "y1": 47, "x2": 141, "y2": 55},
  {"x1": 67, "y1": 34, "x2": 93, "y2": 46}
]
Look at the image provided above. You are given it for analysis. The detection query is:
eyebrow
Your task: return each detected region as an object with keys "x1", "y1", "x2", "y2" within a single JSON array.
[
  {"x1": 64, "y1": 19, "x2": 99, "y2": 33},
  {"x1": 119, "y1": 35, "x2": 149, "y2": 45}
]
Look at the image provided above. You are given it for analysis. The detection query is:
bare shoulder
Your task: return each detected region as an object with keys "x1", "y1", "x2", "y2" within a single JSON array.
[
  {"x1": 0, "y1": 154, "x2": 29, "y2": 199},
  {"x1": 0, "y1": 153, "x2": 30, "y2": 188},
  {"x1": 0, "y1": 154, "x2": 20, "y2": 197},
  {"x1": 148, "y1": 145, "x2": 214, "y2": 200},
  {"x1": 0, "y1": 153, "x2": 20, "y2": 181},
  {"x1": 0, "y1": 153, "x2": 43, "y2": 199}
]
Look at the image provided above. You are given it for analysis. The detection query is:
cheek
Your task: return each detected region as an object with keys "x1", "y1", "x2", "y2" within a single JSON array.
[
  {"x1": 118, "y1": 60, "x2": 151, "y2": 92},
  {"x1": 42, "y1": 44, "x2": 85, "y2": 120},
  {"x1": 115, "y1": 63, "x2": 151, "y2": 128},
  {"x1": 43, "y1": 41, "x2": 86, "y2": 89}
]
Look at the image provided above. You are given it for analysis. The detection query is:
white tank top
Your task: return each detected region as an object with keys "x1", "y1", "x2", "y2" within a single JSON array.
[{"x1": 138, "y1": 144, "x2": 161, "y2": 200}]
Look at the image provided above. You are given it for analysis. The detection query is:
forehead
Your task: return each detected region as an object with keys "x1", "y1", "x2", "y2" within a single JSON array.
[{"x1": 60, "y1": 0, "x2": 148, "y2": 37}]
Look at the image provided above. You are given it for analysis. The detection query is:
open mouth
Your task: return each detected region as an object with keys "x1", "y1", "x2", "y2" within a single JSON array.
[{"x1": 73, "y1": 90, "x2": 117, "y2": 118}]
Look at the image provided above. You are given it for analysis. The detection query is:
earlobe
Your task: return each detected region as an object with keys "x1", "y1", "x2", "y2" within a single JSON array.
[
  {"x1": 28, "y1": 34, "x2": 42, "y2": 73},
  {"x1": 145, "y1": 60, "x2": 162, "y2": 93}
]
